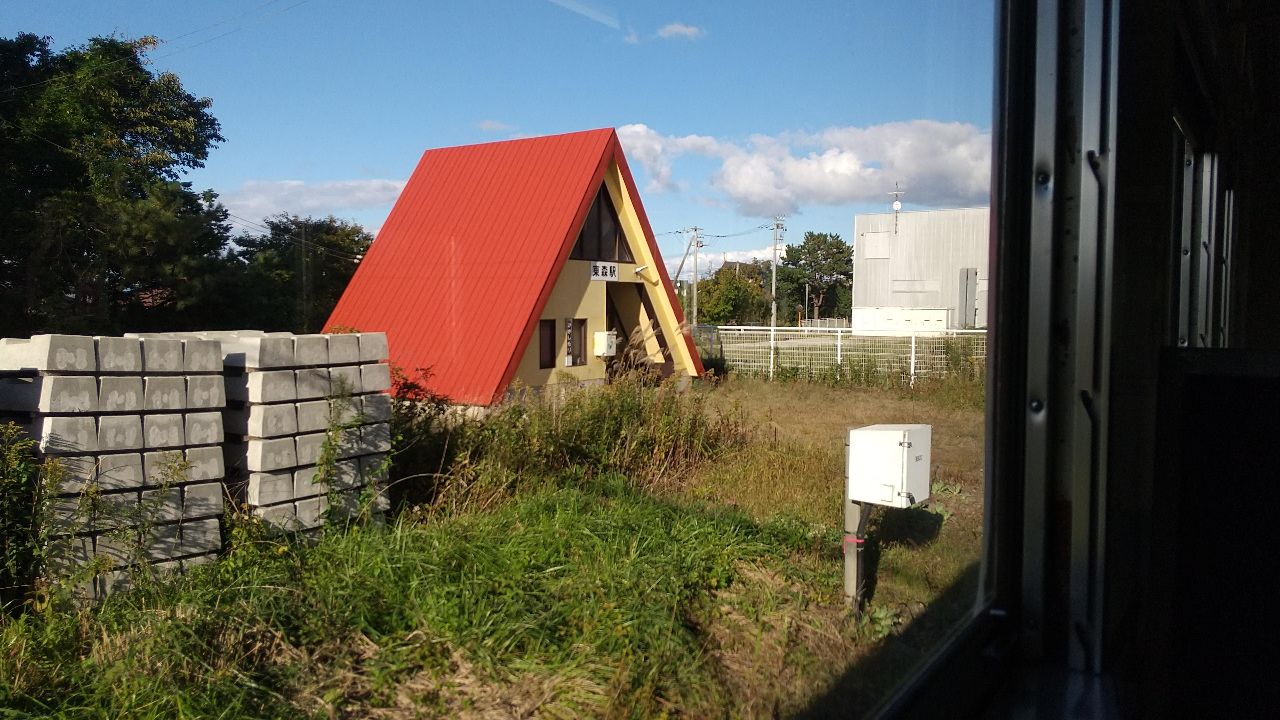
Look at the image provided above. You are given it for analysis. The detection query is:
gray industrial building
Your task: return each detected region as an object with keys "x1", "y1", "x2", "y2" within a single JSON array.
[{"x1": 852, "y1": 206, "x2": 990, "y2": 328}]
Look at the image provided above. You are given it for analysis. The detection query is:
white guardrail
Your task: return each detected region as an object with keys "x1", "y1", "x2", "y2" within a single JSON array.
[{"x1": 696, "y1": 326, "x2": 987, "y2": 383}]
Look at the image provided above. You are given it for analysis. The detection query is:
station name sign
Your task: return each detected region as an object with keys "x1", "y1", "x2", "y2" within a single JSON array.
[{"x1": 589, "y1": 261, "x2": 619, "y2": 281}]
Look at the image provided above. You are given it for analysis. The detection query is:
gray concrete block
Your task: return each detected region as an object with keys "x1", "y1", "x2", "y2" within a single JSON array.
[
  {"x1": 326, "y1": 333, "x2": 360, "y2": 364},
  {"x1": 361, "y1": 423, "x2": 391, "y2": 454},
  {"x1": 144, "y1": 376, "x2": 186, "y2": 410},
  {"x1": 295, "y1": 495, "x2": 328, "y2": 529},
  {"x1": 360, "y1": 363, "x2": 391, "y2": 393},
  {"x1": 246, "y1": 370, "x2": 297, "y2": 403},
  {"x1": 96, "y1": 490, "x2": 141, "y2": 530},
  {"x1": 49, "y1": 454, "x2": 96, "y2": 495},
  {"x1": 253, "y1": 502, "x2": 296, "y2": 533},
  {"x1": 217, "y1": 335, "x2": 295, "y2": 369},
  {"x1": 98, "y1": 569, "x2": 133, "y2": 595},
  {"x1": 359, "y1": 453, "x2": 389, "y2": 485},
  {"x1": 295, "y1": 367, "x2": 330, "y2": 399},
  {"x1": 151, "y1": 558, "x2": 182, "y2": 574},
  {"x1": 358, "y1": 332, "x2": 388, "y2": 362},
  {"x1": 48, "y1": 496, "x2": 87, "y2": 536},
  {"x1": 143, "y1": 413, "x2": 184, "y2": 449},
  {"x1": 182, "y1": 482, "x2": 224, "y2": 519},
  {"x1": 294, "y1": 432, "x2": 327, "y2": 467},
  {"x1": 181, "y1": 339, "x2": 223, "y2": 372},
  {"x1": 99, "y1": 376, "x2": 143, "y2": 412},
  {"x1": 179, "y1": 517, "x2": 221, "y2": 555},
  {"x1": 247, "y1": 471, "x2": 293, "y2": 506},
  {"x1": 292, "y1": 464, "x2": 322, "y2": 498},
  {"x1": 32, "y1": 416, "x2": 97, "y2": 454},
  {"x1": 332, "y1": 488, "x2": 387, "y2": 518},
  {"x1": 328, "y1": 365, "x2": 361, "y2": 395},
  {"x1": 294, "y1": 334, "x2": 329, "y2": 366},
  {"x1": 295, "y1": 399, "x2": 330, "y2": 433},
  {"x1": 185, "y1": 411, "x2": 224, "y2": 446},
  {"x1": 141, "y1": 488, "x2": 182, "y2": 524},
  {"x1": 181, "y1": 553, "x2": 216, "y2": 570},
  {"x1": 185, "y1": 375, "x2": 225, "y2": 409},
  {"x1": 0, "y1": 334, "x2": 95, "y2": 373},
  {"x1": 361, "y1": 393, "x2": 392, "y2": 423},
  {"x1": 329, "y1": 395, "x2": 359, "y2": 426},
  {"x1": 333, "y1": 458, "x2": 361, "y2": 490},
  {"x1": 139, "y1": 337, "x2": 183, "y2": 373},
  {"x1": 95, "y1": 336, "x2": 141, "y2": 373},
  {"x1": 185, "y1": 446, "x2": 224, "y2": 482},
  {"x1": 338, "y1": 426, "x2": 362, "y2": 459},
  {"x1": 227, "y1": 403, "x2": 296, "y2": 438},
  {"x1": 98, "y1": 415, "x2": 142, "y2": 452},
  {"x1": 44, "y1": 535, "x2": 93, "y2": 577},
  {"x1": 94, "y1": 531, "x2": 138, "y2": 569},
  {"x1": 332, "y1": 489, "x2": 363, "y2": 518},
  {"x1": 97, "y1": 453, "x2": 144, "y2": 491},
  {"x1": 0, "y1": 375, "x2": 97, "y2": 413},
  {"x1": 142, "y1": 450, "x2": 185, "y2": 486},
  {"x1": 245, "y1": 437, "x2": 296, "y2": 472}
]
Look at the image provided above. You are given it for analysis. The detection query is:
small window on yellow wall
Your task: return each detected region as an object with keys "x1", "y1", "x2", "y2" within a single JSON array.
[
  {"x1": 565, "y1": 318, "x2": 587, "y2": 366},
  {"x1": 538, "y1": 319, "x2": 555, "y2": 369}
]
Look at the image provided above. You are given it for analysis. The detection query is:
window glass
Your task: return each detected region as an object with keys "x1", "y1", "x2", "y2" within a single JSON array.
[
  {"x1": 570, "y1": 317, "x2": 587, "y2": 366},
  {"x1": 539, "y1": 318, "x2": 556, "y2": 369}
]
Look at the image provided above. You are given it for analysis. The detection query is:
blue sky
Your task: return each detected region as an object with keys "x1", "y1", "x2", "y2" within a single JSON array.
[{"x1": 4, "y1": 0, "x2": 994, "y2": 275}]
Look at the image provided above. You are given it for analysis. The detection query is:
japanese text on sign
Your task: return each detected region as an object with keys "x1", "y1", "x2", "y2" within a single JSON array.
[{"x1": 589, "y1": 261, "x2": 619, "y2": 281}]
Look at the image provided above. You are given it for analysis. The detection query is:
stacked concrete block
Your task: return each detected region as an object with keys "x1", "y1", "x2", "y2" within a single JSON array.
[
  {"x1": 0, "y1": 334, "x2": 228, "y2": 599},
  {"x1": 205, "y1": 331, "x2": 392, "y2": 533}
]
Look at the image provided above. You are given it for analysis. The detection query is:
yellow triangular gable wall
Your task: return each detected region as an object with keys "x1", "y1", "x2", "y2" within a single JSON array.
[{"x1": 601, "y1": 160, "x2": 700, "y2": 375}]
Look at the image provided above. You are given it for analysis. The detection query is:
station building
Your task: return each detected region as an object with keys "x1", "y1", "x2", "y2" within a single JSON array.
[{"x1": 326, "y1": 128, "x2": 702, "y2": 406}]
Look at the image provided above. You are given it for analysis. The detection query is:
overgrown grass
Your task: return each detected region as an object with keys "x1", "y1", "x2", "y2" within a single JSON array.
[
  {"x1": 0, "y1": 479, "x2": 840, "y2": 718},
  {"x1": 397, "y1": 371, "x2": 748, "y2": 514},
  {"x1": 1, "y1": 373, "x2": 985, "y2": 719}
]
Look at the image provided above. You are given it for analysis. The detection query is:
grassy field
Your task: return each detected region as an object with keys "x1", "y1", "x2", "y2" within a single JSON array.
[{"x1": 0, "y1": 374, "x2": 984, "y2": 719}]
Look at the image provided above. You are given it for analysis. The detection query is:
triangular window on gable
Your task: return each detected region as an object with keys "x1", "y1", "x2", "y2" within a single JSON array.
[{"x1": 570, "y1": 184, "x2": 634, "y2": 263}]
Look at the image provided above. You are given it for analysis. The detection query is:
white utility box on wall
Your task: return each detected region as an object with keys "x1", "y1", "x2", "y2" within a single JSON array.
[
  {"x1": 846, "y1": 424, "x2": 931, "y2": 508},
  {"x1": 593, "y1": 330, "x2": 618, "y2": 357}
]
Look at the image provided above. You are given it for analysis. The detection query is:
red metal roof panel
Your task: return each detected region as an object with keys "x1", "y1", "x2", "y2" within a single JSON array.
[{"x1": 326, "y1": 128, "x2": 701, "y2": 405}]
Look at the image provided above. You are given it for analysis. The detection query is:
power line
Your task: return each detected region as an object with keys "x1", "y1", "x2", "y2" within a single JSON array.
[
  {"x1": 225, "y1": 212, "x2": 365, "y2": 262},
  {"x1": 700, "y1": 223, "x2": 771, "y2": 239},
  {"x1": 0, "y1": 0, "x2": 311, "y2": 102}
]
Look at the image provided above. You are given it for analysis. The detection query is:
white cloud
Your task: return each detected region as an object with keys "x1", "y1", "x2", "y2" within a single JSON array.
[
  {"x1": 662, "y1": 237, "x2": 780, "y2": 278},
  {"x1": 220, "y1": 179, "x2": 406, "y2": 231},
  {"x1": 657, "y1": 22, "x2": 704, "y2": 40},
  {"x1": 476, "y1": 119, "x2": 514, "y2": 132},
  {"x1": 620, "y1": 120, "x2": 991, "y2": 217},
  {"x1": 617, "y1": 123, "x2": 724, "y2": 192},
  {"x1": 623, "y1": 28, "x2": 639, "y2": 44}
]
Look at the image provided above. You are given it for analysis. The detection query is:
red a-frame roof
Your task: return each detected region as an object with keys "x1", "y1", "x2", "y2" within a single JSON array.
[{"x1": 325, "y1": 128, "x2": 702, "y2": 405}]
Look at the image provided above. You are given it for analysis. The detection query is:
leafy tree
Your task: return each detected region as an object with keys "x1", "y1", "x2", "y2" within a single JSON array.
[
  {"x1": 233, "y1": 215, "x2": 373, "y2": 332},
  {"x1": 0, "y1": 33, "x2": 229, "y2": 336},
  {"x1": 781, "y1": 231, "x2": 853, "y2": 320},
  {"x1": 697, "y1": 263, "x2": 770, "y2": 325}
]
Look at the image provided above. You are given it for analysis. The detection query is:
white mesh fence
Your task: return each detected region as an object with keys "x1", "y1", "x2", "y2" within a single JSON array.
[{"x1": 701, "y1": 326, "x2": 987, "y2": 383}]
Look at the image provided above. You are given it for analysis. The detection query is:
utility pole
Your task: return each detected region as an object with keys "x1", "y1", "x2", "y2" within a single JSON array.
[
  {"x1": 691, "y1": 226, "x2": 701, "y2": 327},
  {"x1": 770, "y1": 215, "x2": 785, "y2": 380},
  {"x1": 890, "y1": 182, "x2": 905, "y2": 236}
]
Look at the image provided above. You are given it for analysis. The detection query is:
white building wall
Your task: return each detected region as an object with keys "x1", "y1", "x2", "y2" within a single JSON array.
[{"x1": 852, "y1": 207, "x2": 990, "y2": 328}]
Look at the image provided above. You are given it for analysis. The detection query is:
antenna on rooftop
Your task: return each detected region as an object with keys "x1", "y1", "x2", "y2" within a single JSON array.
[{"x1": 889, "y1": 182, "x2": 905, "y2": 235}]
